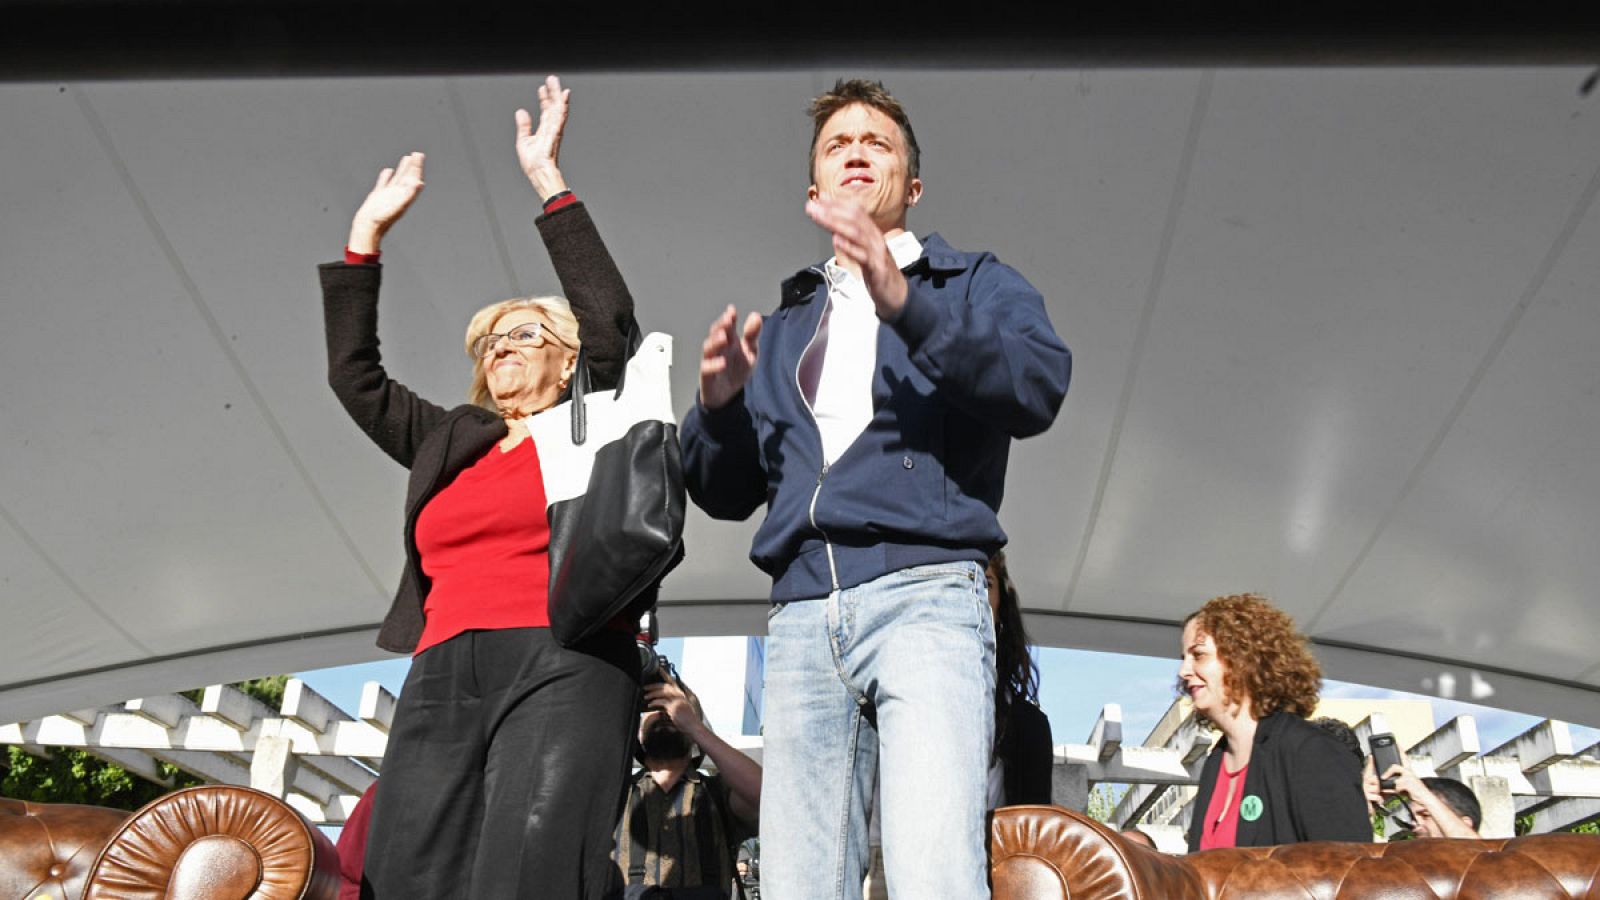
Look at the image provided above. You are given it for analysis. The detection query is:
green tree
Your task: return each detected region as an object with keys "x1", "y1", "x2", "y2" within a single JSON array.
[
  {"x1": 2, "y1": 675, "x2": 291, "y2": 811},
  {"x1": 1518, "y1": 814, "x2": 1600, "y2": 836},
  {"x1": 2, "y1": 747, "x2": 201, "y2": 810},
  {"x1": 1084, "y1": 783, "x2": 1122, "y2": 823}
]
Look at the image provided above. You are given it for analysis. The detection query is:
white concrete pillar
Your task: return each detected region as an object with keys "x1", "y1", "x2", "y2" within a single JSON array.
[{"x1": 1470, "y1": 774, "x2": 1515, "y2": 838}]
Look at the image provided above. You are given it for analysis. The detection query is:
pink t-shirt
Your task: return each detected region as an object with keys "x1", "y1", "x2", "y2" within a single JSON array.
[{"x1": 1199, "y1": 761, "x2": 1250, "y2": 850}]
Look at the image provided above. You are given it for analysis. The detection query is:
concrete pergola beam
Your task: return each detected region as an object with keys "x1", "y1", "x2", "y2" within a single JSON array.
[
  {"x1": 1486, "y1": 719, "x2": 1575, "y2": 774},
  {"x1": 359, "y1": 682, "x2": 397, "y2": 731},
  {"x1": 1407, "y1": 716, "x2": 1481, "y2": 771},
  {"x1": 1087, "y1": 704, "x2": 1123, "y2": 763},
  {"x1": 201, "y1": 683, "x2": 276, "y2": 731},
  {"x1": 1524, "y1": 797, "x2": 1600, "y2": 835}
]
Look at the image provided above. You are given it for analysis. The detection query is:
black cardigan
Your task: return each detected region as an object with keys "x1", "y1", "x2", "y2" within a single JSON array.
[
  {"x1": 1185, "y1": 711, "x2": 1371, "y2": 852},
  {"x1": 321, "y1": 202, "x2": 637, "y2": 653},
  {"x1": 997, "y1": 699, "x2": 1054, "y2": 806}
]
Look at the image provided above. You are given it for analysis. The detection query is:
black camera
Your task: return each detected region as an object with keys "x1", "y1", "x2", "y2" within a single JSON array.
[
  {"x1": 638, "y1": 642, "x2": 677, "y2": 685},
  {"x1": 634, "y1": 607, "x2": 675, "y2": 685}
]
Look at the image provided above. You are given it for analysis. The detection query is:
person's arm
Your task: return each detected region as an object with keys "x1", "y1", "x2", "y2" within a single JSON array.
[
  {"x1": 694, "y1": 729, "x2": 762, "y2": 828},
  {"x1": 323, "y1": 152, "x2": 449, "y2": 468},
  {"x1": 804, "y1": 198, "x2": 1070, "y2": 438},
  {"x1": 1382, "y1": 764, "x2": 1480, "y2": 838},
  {"x1": 680, "y1": 306, "x2": 768, "y2": 521},
  {"x1": 643, "y1": 677, "x2": 762, "y2": 827},
  {"x1": 517, "y1": 75, "x2": 636, "y2": 392},
  {"x1": 889, "y1": 255, "x2": 1071, "y2": 439},
  {"x1": 1288, "y1": 730, "x2": 1375, "y2": 843}
]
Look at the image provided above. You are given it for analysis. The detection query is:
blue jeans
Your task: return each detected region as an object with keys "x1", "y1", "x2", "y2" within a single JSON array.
[{"x1": 760, "y1": 561, "x2": 996, "y2": 900}]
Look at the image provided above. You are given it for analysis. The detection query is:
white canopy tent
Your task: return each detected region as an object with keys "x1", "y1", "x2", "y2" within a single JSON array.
[{"x1": 3, "y1": 60, "x2": 1598, "y2": 727}]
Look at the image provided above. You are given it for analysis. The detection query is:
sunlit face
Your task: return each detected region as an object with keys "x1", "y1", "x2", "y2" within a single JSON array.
[
  {"x1": 808, "y1": 103, "x2": 923, "y2": 233},
  {"x1": 1178, "y1": 619, "x2": 1233, "y2": 719},
  {"x1": 480, "y1": 309, "x2": 575, "y2": 415}
]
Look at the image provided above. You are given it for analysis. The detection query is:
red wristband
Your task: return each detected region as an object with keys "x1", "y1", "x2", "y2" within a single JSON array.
[
  {"x1": 344, "y1": 247, "x2": 381, "y2": 265},
  {"x1": 542, "y1": 191, "x2": 577, "y2": 214}
]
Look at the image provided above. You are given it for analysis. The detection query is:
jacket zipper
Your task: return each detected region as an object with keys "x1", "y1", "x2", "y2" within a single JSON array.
[{"x1": 795, "y1": 267, "x2": 840, "y2": 593}]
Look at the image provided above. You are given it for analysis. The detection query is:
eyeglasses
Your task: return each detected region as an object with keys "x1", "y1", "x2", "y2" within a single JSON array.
[{"x1": 471, "y1": 321, "x2": 575, "y2": 358}]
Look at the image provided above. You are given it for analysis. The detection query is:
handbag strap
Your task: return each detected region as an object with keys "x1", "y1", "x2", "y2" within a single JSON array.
[
  {"x1": 568, "y1": 320, "x2": 645, "y2": 446},
  {"x1": 626, "y1": 777, "x2": 648, "y2": 885}
]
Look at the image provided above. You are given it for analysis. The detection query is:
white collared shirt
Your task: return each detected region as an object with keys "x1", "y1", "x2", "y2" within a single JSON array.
[{"x1": 804, "y1": 231, "x2": 923, "y2": 465}]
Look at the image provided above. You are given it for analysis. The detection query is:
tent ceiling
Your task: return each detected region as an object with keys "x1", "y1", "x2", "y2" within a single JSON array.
[{"x1": 3, "y1": 64, "x2": 1598, "y2": 727}]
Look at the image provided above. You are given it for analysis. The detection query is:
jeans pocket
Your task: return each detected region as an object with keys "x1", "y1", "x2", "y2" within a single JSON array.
[{"x1": 907, "y1": 560, "x2": 984, "y2": 589}]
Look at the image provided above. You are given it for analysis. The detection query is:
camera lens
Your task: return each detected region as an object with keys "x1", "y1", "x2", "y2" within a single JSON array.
[{"x1": 637, "y1": 640, "x2": 661, "y2": 683}]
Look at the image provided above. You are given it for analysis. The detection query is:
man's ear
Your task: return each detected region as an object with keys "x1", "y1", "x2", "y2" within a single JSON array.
[
  {"x1": 907, "y1": 177, "x2": 924, "y2": 208},
  {"x1": 807, "y1": 183, "x2": 819, "y2": 202}
]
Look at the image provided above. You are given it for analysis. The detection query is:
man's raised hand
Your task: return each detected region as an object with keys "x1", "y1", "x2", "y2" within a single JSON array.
[
  {"x1": 700, "y1": 304, "x2": 762, "y2": 410},
  {"x1": 806, "y1": 196, "x2": 908, "y2": 319},
  {"x1": 348, "y1": 152, "x2": 426, "y2": 255},
  {"x1": 641, "y1": 675, "x2": 706, "y2": 738}
]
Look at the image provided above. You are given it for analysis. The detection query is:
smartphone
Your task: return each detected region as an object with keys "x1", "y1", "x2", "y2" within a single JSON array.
[{"x1": 1370, "y1": 731, "x2": 1402, "y2": 790}]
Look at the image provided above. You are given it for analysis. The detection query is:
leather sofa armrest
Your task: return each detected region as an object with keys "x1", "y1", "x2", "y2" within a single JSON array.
[
  {"x1": 82, "y1": 786, "x2": 340, "y2": 900},
  {"x1": 991, "y1": 805, "x2": 1204, "y2": 900},
  {"x1": 0, "y1": 797, "x2": 129, "y2": 900},
  {"x1": 992, "y1": 804, "x2": 1600, "y2": 900},
  {"x1": 1185, "y1": 836, "x2": 1600, "y2": 899}
]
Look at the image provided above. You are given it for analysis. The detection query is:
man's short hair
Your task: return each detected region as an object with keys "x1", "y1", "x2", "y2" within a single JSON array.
[
  {"x1": 1423, "y1": 777, "x2": 1482, "y2": 829},
  {"x1": 807, "y1": 78, "x2": 921, "y2": 183},
  {"x1": 1309, "y1": 716, "x2": 1364, "y2": 765}
]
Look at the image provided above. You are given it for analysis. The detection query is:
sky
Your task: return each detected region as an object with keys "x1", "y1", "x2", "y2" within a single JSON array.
[
  {"x1": 297, "y1": 643, "x2": 1600, "y2": 755},
  {"x1": 1032, "y1": 647, "x2": 1600, "y2": 752}
]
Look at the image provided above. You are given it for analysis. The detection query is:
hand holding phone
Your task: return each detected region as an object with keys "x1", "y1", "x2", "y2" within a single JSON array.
[{"x1": 1369, "y1": 732, "x2": 1403, "y2": 790}]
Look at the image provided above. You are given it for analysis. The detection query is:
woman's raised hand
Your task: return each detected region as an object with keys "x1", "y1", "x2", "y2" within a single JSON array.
[
  {"x1": 348, "y1": 152, "x2": 426, "y2": 255},
  {"x1": 515, "y1": 75, "x2": 570, "y2": 202}
]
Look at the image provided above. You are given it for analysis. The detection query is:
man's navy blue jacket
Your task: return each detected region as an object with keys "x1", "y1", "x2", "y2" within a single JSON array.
[{"x1": 680, "y1": 233, "x2": 1072, "y2": 602}]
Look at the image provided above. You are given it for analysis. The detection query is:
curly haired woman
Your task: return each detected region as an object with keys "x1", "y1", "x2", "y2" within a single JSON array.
[{"x1": 1178, "y1": 594, "x2": 1370, "y2": 851}]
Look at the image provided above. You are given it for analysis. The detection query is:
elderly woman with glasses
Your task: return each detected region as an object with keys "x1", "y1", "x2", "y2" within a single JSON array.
[{"x1": 321, "y1": 76, "x2": 641, "y2": 899}]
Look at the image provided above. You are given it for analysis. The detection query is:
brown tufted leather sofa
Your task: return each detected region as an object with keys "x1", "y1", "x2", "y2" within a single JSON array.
[
  {"x1": 1, "y1": 786, "x2": 339, "y2": 900},
  {"x1": 991, "y1": 805, "x2": 1600, "y2": 899}
]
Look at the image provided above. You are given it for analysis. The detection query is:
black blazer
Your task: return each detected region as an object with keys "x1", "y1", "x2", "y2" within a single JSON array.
[
  {"x1": 321, "y1": 202, "x2": 637, "y2": 653},
  {"x1": 1185, "y1": 711, "x2": 1371, "y2": 851}
]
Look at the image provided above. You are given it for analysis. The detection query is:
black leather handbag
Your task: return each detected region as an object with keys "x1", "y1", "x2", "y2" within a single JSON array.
[{"x1": 526, "y1": 326, "x2": 686, "y2": 646}]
